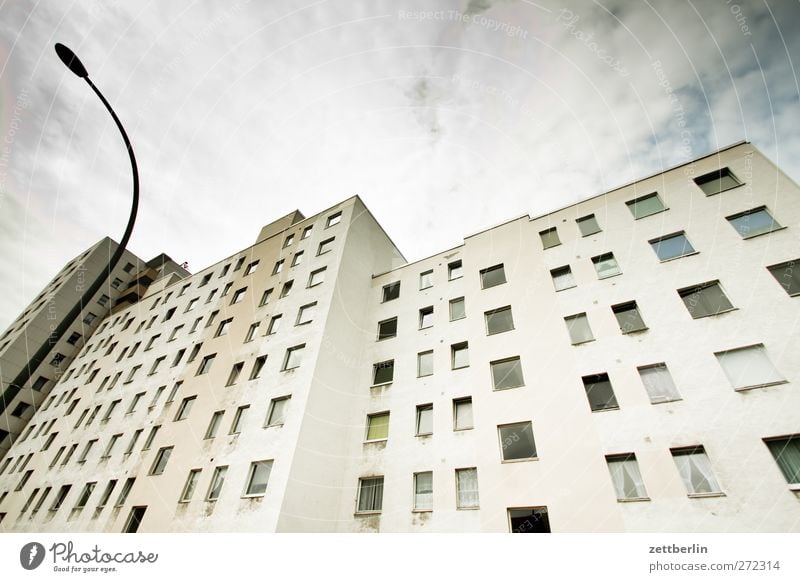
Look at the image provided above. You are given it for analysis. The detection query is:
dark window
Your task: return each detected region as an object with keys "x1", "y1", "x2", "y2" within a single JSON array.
[
  {"x1": 509, "y1": 507, "x2": 551, "y2": 533},
  {"x1": 582, "y1": 373, "x2": 619, "y2": 411}
]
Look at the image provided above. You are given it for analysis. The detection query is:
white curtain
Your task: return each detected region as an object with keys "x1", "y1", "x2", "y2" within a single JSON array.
[
  {"x1": 414, "y1": 472, "x2": 433, "y2": 510},
  {"x1": 674, "y1": 450, "x2": 720, "y2": 494},
  {"x1": 716, "y1": 345, "x2": 784, "y2": 390},
  {"x1": 639, "y1": 365, "x2": 680, "y2": 402},
  {"x1": 457, "y1": 468, "x2": 479, "y2": 508},
  {"x1": 607, "y1": 456, "x2": 647, "y2": 499},
  {"x1": 455, "y1": 400, "x2": 473, "y2": 430},
  {"x1": 767, "y1": 439, "x2": 800, "y2": 484}
]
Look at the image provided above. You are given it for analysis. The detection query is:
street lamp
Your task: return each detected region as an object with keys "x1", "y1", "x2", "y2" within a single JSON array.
[{"x1": 0, "y1": 43, "x2": 140, "y2": 418}]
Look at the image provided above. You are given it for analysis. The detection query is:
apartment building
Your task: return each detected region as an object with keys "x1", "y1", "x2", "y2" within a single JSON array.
[{"x1": 0, "y1": 141, "x2": 797, "y2": 532}]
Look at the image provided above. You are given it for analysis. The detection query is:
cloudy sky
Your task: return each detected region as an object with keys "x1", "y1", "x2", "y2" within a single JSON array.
[{"x1": 1, "y1": 0, "x2": 798, "y2": 330}]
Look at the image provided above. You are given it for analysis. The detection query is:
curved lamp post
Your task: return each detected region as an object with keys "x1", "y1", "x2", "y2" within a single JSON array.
[{"x1": 0, "y1": 44, "x2": 139, "y2": 419}]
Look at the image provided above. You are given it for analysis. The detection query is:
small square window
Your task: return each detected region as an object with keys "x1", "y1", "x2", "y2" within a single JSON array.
[
  {"x1": 694, "y1": 167, "x2": 741, "y2": 195},
  {"x1": 726, "y1": 207, "x2": 781, "y2": 239},
  {"x1": 283, "y1": 234, "x2": 294, "y2": 248},
  {"x1": 582, "y1": 373, "x2": 619, "y2": 411},
  {"x1": 576, "y1": 214, "x2": 601, "y2": 236},
  {"x1": 606, "y1": 454, "x2": 648, "y2": 500},
  {"x1": 550, "y1": 266, "x2": 576, "y2": 291},
  {"x1": 282, "y1": 344, "x2": 305, "y2": 371},
  {"x1": 372, "y1": 360, "x2": 394, "y2": 385},
  {"x1": 453, "y1": 397, "x2": 473, "y2": 430},
  {"x1": 650, "y1": 232, "x2": 695, "y2": 261},
  {"x1": 266, "y1": 396, "x2": 290, "y2": 426},
  {"x1": 564, "y1": 313, "x2": 594, "y2": 345},
  {"x1": 377, "y1": 317, "x2": 397, "y2": 341},
  {"x1": 448, "y1": 260, "x2": 463, "y2": 280},
  {"x1": 413, "y1": 471, "x2": 433, "y2": 511},
  {"x1": 318, "y1": 237, "x2": 335, "y2": 255},
  {"x1": 715, "y1": 344, "x2": 784, "y2": 390},
  {"x1": 638, "y1": 363, "x2": 681, "y2": 403},
  {"x1": 671, "y1": 446, "x2": 722, "y2": 494},
  {"x1": 419, "y1": 306, "x2": 434, "y2": 329},
  {"x1": 366, "y1": 412, "x2": 390, "y2": 441},
  {"x1": 612, "y1": 301, "x2": 647, "y2": 333},
  {"x1": 67, "y1": 332, "x2": 82, "y2": 345},
  {"x1": 244, "y1": 460, "x2": 273, "y2": 496},
  {"x1": 449, "y1": 297, "x2": 466, "y2": 321},
  {"x1": 767, "y1": 259, "x2": 800, "y2": 296},
  {"x1": 592, "y1": 253, "x2": 621, "y2": 279},
  {"x1": 98, "y1": 294, "x2": 110, "y2": 306},
  {"x1": 539, "y1": 227, "x2": 560, "y2": 249},
  {"x1": 626, "y1": 192, "x2": 665, "y2": 219},
  {"x1": 308, "y1": 268, "x2": 326, "y2": 288},
  {"x1": 419, "y1": 270, "x2": 433, "y2": 290},
  {"x1": 678, "y1": 281, "x2": 734, "y2": 318},
  {"x1": 498, "y1": 421, "x2": 537, "y2": 461},
  {"x1": 415, "y1": 404, "x2": 433, "y2": 436},
  {"x1": 357, "y1": 477, "x2": 384, "y2": 513},
  {"x1": 417, "y1": 350, "x2": 433, "y2": 377},
  {"x1": 326, "y1": 212, "x2": 342, "y2": 227},
  {"x1": 490, "y1": 357, "x2": 524, "y2": 390},
  {"x1": 451, "y1": 342, "x2": 469, "y2": 369},
  {"x1": 456, "y1": 468, "x2": 479, "y2": 509},
  {"x1": 764, "y1": 436, "x2": 800, "y2": 485},
  {"x1": 480, "y1": 264, "x2": 506, "y2": 289}
]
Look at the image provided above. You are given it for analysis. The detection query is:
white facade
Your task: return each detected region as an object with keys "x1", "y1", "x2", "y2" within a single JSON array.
[{"x1": 0, "y1": 142, "x2": 798, "y2": 532}]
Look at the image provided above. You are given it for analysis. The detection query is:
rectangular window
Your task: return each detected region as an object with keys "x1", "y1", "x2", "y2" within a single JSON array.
[
  {"x1": 576, "y1": 214, "x2": 601, "y2": 236},
  {"x1": 172, "y1": 349, "x2": 185, "y2": 367},
  {"x1": 382, "y1": 282, "x2": 400, "y2": 302},
  {"x1": 592, "y1": 252, "x2": 621, "y2": 279},
  {"x1": 678, "y1": 281, "x2": 734, "y2": 318},
  {"x1": 221, "y1": 283, "x2": 233, "y2": 297},
  {"x1": 726, "y1": 206, "x2": 781, "y2": 238},
  {"x1": 267, "y1": 314, "x2": 282, "y2": 335},
  {"x1": 163, "y1": 307, "x2": 176, "y2": 321},
  {"x1": 366, "y1": 412, "x2": 390, "y2": 441},
  {"x1": 259, "y1": 288, "x2": 273, "y2": 306},
  {"x1": 626, "y1": 192, "x2": 665, "y2": 219},
  {"x1": 244, "y1": 261, "x2": 259, "y2": 276},
  {"x1": 205, "y1": 411, "x2": 224, "y2": 439},
  {"x1": 416, "y1": 404, "x2": 433, "y2": 436},
  {"x1": 419, "y1": 270, "x2": 434, "y2": 290},
  {"x1": 97, "y1": 294, "x2": 111, "y2": 307},
  {"x1": 715, "y1": 344, "x2": 784, "y2": 390},
  {"x1": 272, "y1": 260, "x2": 284, "y2": 275},
  {"x1": 250, "y1": 355, "x2": 267, "y2": 379},
  {"x1": 265, "y1": 396, "x2": 290, "y2": 426},
  {"x1": 180, "y1": 469, "x2": 201, "y2": 502},
  {"x1": 490, "y1": 357, "x2": 524, "y2": 390},
  {"x1": 231, "y1": 287, "x2": 247, "y2": 304},
  {"x1": 175, "y1": 396, "x2": 196, "y2": 421},
  {"x1": 127, "y1": 392, "x2": 145, "y2": 413},
  {"x1": 539, "y1": 227, "x2": 560, "y2": 249},
  {"x1": 419, "y1": 306, "x2": 434, "y2": 329},
  {"x1": 671, "y1": 446, "x2": 722, "y2": 494},
  {"x1": 290, "y1": 252, "x2": 303, "y2": 267},
  {"x1": 318, "y1": 237, "x2": 334, "y2": 255},
  {"x1": 498, "y1": 421, "x2": 537, "y2": 461},
  {"x1": 767, "y1": 259, "x2": 800, "y2": 296},
  {"x1": 480, "y1": 264, "x2": 506, "y2": 289},
  {"x1": 377, "y1": 317, "x2": 397, "y2": 340},
  {"x1": 207, "y1": 466, "x2": 228, "y2": 501},
  {"x1": 234, "y1": 257, "x2": 246, "y2": 271},
  {"x1": 169, "y1": 325, "x2": 184, "y2": 341},
  {"x1": 508, "y1": 507, "x2": 551, "y2": 533},
  {"x1": 456, "y1": 468, "x2": 479, "y2": 509},
  {"x1": 282, "y1": 344, "x2": 305, "y2": 370},
  {"x1": 197, "y1": 354, "x2": 216, "y2": 375},
  {"x1": 453, "y1": 397, "x2": 473, "y2": 430},
  {"x1": 283, "y1": 234, "x2": 294, "y2": 248},
  {"x1": 325, "y1": 211, "x2": 342, "y2": 227},
  {"x1": 413, "y1": 472, "x2": 433, "y2": 511},
  {"x1": 230, "y1": 405, "x2": 249, "y2": 434},
  {"x1": 650, "y1": 232, "x2": 696, "y2": 261},
  {"x1": 301, "y1": 225, "x2": 313, "y2": 239},
  {"x1": 417, "y1": 350, "x2": 434, "y2": 377},
  {"x1": 244, "y1": 460, "x2": 273, "y2": 496},
  {"x1": 102, "y1": 400, "x2": 120, "y2": 421},
  {"x1": 485, "y1": 306, "x2": 514, "y2": 335},
  {"x1": 50, "y1": 485, "x2": 72, "y2": 512},
  {"x1": 694, "y1": 167, "x2": 741, "y2": 195},
  {"x1": 764, "y1": 436, "x2": 800, "y2": 485},
  {"x1": 245, "y1": 322, "x2": 260, "y2": 342},
  {"x1": 115, "y1": 478, "x2": 135, "y2": 507},
  {"x1": 308, "y1": 268, "x2": 326, "y2": 287},
  {"x1": 145, "y1": 334, "x2": 160, "y2": 351},
  {"x1": 149, "y1": 446, "x2": 173, "y2": 475},
  {"x1": 451, "y1": 342, "x2": 469, "y2": 369},
  {"x1": 78, "y1": 439, "x2": 98, "y2": 463},
  {"x1": 215, "y1": 318, "x2": 233, "y2": 337},
  {"x1": 199, "y1": 273, "x2": 212, "y2": 287},
  {"x1": 142, "y1": 426, "x2": 160, "y2": 450},
  {"x1": 564, "y1": 313, "x2": 594, "y2": 345},
  {"x1": 357, "y1": 477, "x2": 384, "y2": 513},
  {"x1": 448, "y1": 260, "x2": 463, "y2": 280},
  {"x1": 206, "y1": 311, "x2": 219, "y2": 328},
  {"x1": 185, "y1": 298, "x2": 199, "y2": 312},
  {"x1": 148, "y1": 356, "x2": 165, "y2": 376},
  {"x1": 187, "y1": 344, "x2": 201, "y2": 362},
  {"x1": 296, "y1": 302, "x2": 316, "y2": 325},
  {"x1": 190, "y1": 317, "x2": 203, "y2": 333},
  {"x1": 582, "y1": 373, "x2": 619, "y2": 411},
  {"x1": 606, "y1": 454, "x2": 648, "y2": 500},
  {"x1": 637, "y1": 363, "x2": 681, "y2": 403},
  {"x1": 96, "y1": 480, "x2": 117, "y2": 509},
  {"x1": 612, "y1": 301, "x2": 647, "y2": 333},
  {"x1": 449, "y1": 297, "x2": 466, "y2": 321},
  {"x1": 279, "y1": 281, "x2": 293, "y2": 299},
  {"x1": 372, "y1": 360, "x2": 394, "y2": 385},
  {"x1": 550, "y1": 265, "x2": 576, "y2": 291},
  {"x1": 226, "y1": 362, "x2": 244, "y2": 386},
  {"x1": 125, "y1": 430, "x2": 143, "y2": 454},
  {"x1": 67, "y1": 332, "x2": 82, "y2": 345}
]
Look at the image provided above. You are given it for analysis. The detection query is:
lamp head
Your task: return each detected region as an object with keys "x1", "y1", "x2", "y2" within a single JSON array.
[{"x1": 55, "y1": 43, "x2": 89, "y2": 78}]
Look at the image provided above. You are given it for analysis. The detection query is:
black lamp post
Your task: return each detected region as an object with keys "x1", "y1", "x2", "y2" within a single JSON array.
[{"x1": 0, "y1": 44, "x2": 140, "y2": 419}]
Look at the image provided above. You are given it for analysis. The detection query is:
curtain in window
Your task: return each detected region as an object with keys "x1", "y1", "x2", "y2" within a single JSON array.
[
  {"x1": 639, "y1": 365, "x2": 680, "y2": 402},
  {"x1": 367, "y1": 414, "x2": 389, "y2": 440},
  {"x1": 716, "y1": 346, "x2": 783, "y2": 389},
  {"x1": 358, "y1": 478, "x2": 383, "y2": 512},
  {"x1": 767, "y1": 438, "x2": 800, "y2": 484},
  {"x1": 673, "y1": 451, "x2": 720, "y2": 493},
  {"x1": 414, "y1": 472, "x2": 433, "y2": 509},
  {"x1": 455, "y1": 401, "x2": 473, "y2": 430},
  {"x1": 457, "y1": 469, "x2": 479, "y2": 507},
  {"x1": 607, "y1": 457, "x2": 647, "y2": 499}
]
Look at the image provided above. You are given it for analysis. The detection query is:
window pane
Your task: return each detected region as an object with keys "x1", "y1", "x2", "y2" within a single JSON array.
[
  {"x1": 267, "y1": 397, "x2": 289, "y2": 426},
  {"x1": 593, "y1": 253, "x2": 621, "y2": 278},
  {"x1": 382, "y1": 282, "x2": 400, "y2": 302},
  {"x1": 378, "y1": 318, "x2": 397, "y2": 340},
  {"x1": 671, "y1": 448, "x2": 721, "y2": 494},
  {"x1": 767, "y1": 260, "x2": 800, "y2": 296},
  {"x1": 491, "y1": 357, "x2": 524, "y2": 389},
  {"x1": 498, "y1": 422, "x2": 536, "y2": 460},
  {"x1": 679, "y1": 282, "x2": 733, "y2": 318},
  {"x1": 727, "y1": 208, "x2": 780, "y2": 238},
  {"x1": 485, "y1": 306, "x2": 514, "y2": 334},
  {"x1": 626, "y1": 193, "x2": 664, "y2": 219},
  {"x1": 246, "y1": 461, "x2": 272, "y2": 496},
  {"x1": 454, "y1": 399, "x2": 473, "y2": 430},
  {"x1": 367, "y1": 413, "x2": 389, "y2": 440},
  {"x1": 612, "y1": 302, "x2": 646, "y2": 333},
  {"x1": 416, "y1": 405, "x2": 433, "y2": 435},
  {"x1": 456, "y1": 468, "x2": 479, "y2": 508},
  {"x1": 509, "y1": 507, "x2": 551, "y2": 533},
  {"x1": 358, "y1": 477, "x2": 384, "y2": 512},
  {"x1": 694, "y1": 168, "x2": 741, "y2": 195},
  {"x1": 577, "y1": 214, "x2": 601, "y2": 236},
  {"x1": 208, "y1": 467, "x2": 228, "y2": 500},
  {"x1": 419, "y1": 307, "x2": 434, "y2": 328},
  {"x1": 480, "y1": 265, "x2": 506, "y2": 289},
  {"x1": 452, "y1": 343, "x2": 469, "y2": 369},
  {"x1": 715, "y1": 345, "x2": 784, "y2": 389},
  {"x1": 564, "y1": 313, "x2": 593, "y2": 344},
  {"x1": 638, "y1": 364, "x2": 680, "y2": 403},
  {"x1": 449, "y1": 298, "x2": 466, "y2": 320},
  {"x1": 765, "y1": 437, "x2": 800, "y2": 484},
  {"x1": 651, "y1": 233, "x2": 695, "y2": 261},
  {"x1": 606, "y1": 455, "x2": 647, "y2": 499},
  {"x1": 550, "y1": 266, "x2": 575, "y2": 291},
  {"x1": 582, "y1": 374, "x2": 619, "y2": 411},
  {"x1": 418, "y1": 351, "x2": 433, "y2": 377},
  {"x1": 448, "y1": 260, "x2": 463, "y2": 280},
  {"x1": 373, "y1": 360, "x2": 394, "y2": 384},
  {"x1": 539, "y1": 228, "x2": 560, "y2": 249},
  {"x1": 419, "y1": 270, "x2": 433, "y2": 289},
  {"x1": 414, "y1": 472, "x2": 433, "y2": 510}
]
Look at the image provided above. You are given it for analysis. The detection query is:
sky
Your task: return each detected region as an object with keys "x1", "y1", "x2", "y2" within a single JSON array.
[{"x1": 0, "y1": 0, "x2": 798, "y2": 330}]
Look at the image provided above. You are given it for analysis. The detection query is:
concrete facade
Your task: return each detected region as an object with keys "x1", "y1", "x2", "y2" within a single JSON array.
[{"x1": 0, "y1": 142, "x2": 798, "y2": 532}]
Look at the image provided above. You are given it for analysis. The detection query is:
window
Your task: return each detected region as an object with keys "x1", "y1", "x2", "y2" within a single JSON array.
[
  {"x1": 244, "y1": 261, "x2": 259, "y2": 276},
  {"x1": 190, "y1": 317, "x2": 203, "y2": 333},
  {"x1": 576, "y1": 214, "x2": 601, "y2": 236},
  {"x1": 83, "y1": 312, "x2": 97, "y2": 325},
  {"x1": 199, "y1": 273, "x2": 212, "y2": 287},
  {"x1": 550, "y1": 265, "x2": 575, "y2": 291},
  {"x1": 115, "y1": 478, "x2": 135, "y2": 507},
  {"x1": 226, "y1": 362, "x2": 244, "y2": 386},
  {"x1": 638, "y1": 363, "x2": 681, "y2": 403},
  {"x1": 715, "y1": 344, "x2": 784, "y2": 390},
  {"x1": 626, "y1": 192, "x2": 665, "y2": 219},
  {"x1": 296, "y1": 302, "x2": 316, "y2": 325},
  {"x1": 78, "y1": 439, "x2": 98, "y2": 463},
  {"x1": 148, "y1": 356, "x2": 165, "y2": 375},
  {"x1": 564, "y1": 313, "x2": 594, "y2": 345},
  {"x1": 768, "y1": 259, "x2": 800, "y2": 296},
  {"x1": 163, "y1": 307, "x2": 176, "y2": 321},
  {"x1": 612, "y1": 301, "x2": 647, "y2": 333},
  {"x1": 96, "y1": 480, "x2": 117, "y2": 509},
  {"x1": 169, "y1": 325, "x2": 184, "y2": 341},
  {"x1": 302, "y1": 225, "x2": 313, "y2": 239},
  {"x1": 449, "y1": 297, "x2": 466, "y2": 321},
  {"x1": 650, "y1": 232, "x2": 696, "y2": 261},
  {"x1": 197, "y1": 354, "x2": 216, "y2": 375},
  {"x1": 16, "y1": 470, "x2": 33, "y2": 491},
  {"x1": 453, "y1": 397, "x2": 473, "y2": 430},
  {"x1": 67, "y1": 332, "x2": 82, "y2": 345},
  {"x1": 125, "y1": 430, "x2": 143, "y2": 454},
  {"x1": 366, "y1": 412, "x2": 390, "y2": 441},
  {"x1": 142, "y1": 426, "x2": 160, "y2": 450},
  {"x1": 694, "y1": 167, "x2": 741, "y2": 195},
  {"x1": 230, "y1": 405, "x2": 249, "y2": 434},
  {"x1": 606, "y1": 454, "x2": 648, "y2": 500},
  {"x1": 111, "y1": 277, "x2": 123, "y2": 289},
  {"x1": 490, "y1": 357, "x2": 524, "y2": 390},
  {"x1": 50, "y1": 353, "x2": 66, "y2": 366},
  {"x1": 419, "y1": 270, "x2": 433, "y2": 290},
  {"x1": 485, "y1": 306, "x2": 514, "y2": 335},
  {"x1": 355, "y1": 477, "x2": 384, "y2": 513},
  {"x1": 257, "y1": 289, "x2": 273, "y2": 307},
  {"x1": 187, "y1": 343, "x2": 202, "y2": 363},
  {"x1": 102, "y1": 400, "x2": 120, "y2": 421},
  {"x1": 290, "y1": 252, "x2": 303, "y2": 268},
  {"x1": 279, "y1": 280, "x2": 293, "y2": 298},
  {"x1": 221, "y1": 283, "x2": 232, "y2": 297},
  {"x1": 175, "y1": 396, "x2": 196, "y2": 421},
  {"x1": 220, "y1": 264, "x2": 230, "y2": 278},
  {"x1": 326, "y1": 211, "x2": 342, "y2": 227},
  {"x1": 582, "y1": 373, "x2": 618, "y2": 411},
  {"x1": 245, "y1": 322, "x2": 260, "y2": 342},
  {"x1": 11, "y1": 402, "x2": 30, "y2": 417},
  {"x1": 678, "y1": 281, "x2": 734, "y2": 318},
  {"x1": 671, "y1": 446, "x2": 722, "y2": 495},
  {"x1": 456, "y1": 468, "x2": 479, "y2": 509},
  {"x1": 267, "y1": 314, "x2": 283, "y2": 335},
  {"x1": 413, "y1": 472, "x2": 433, "y2": 511},
  {"x1": 50, "y1": 485, "x2": 72, "y2": 512},
  {"x1": 539, "y1": 227, "x2": 560, "y2": 249},
  {"x1": 231, "y1": 287, "x2": 247, "y2": 304},
  {"x1": 592, "y1": 252, "x2": 621, "y2": 279},
  {"x1": 215, "y1": 317, "x2": 233, "y2": 337},
  {"x1": 419, "y1": 306, "x2": 434, "y2": 329},
  {"x1": 417, "y1": 350, "x2": 433, "y2": 377},
  {"x1": 265, "y1": 396, "x2": 290, "y2": 426},
  {"x1": 318, "y1": 237, "x2": 334, "y2": 255},
  {"x1": 764, "y1": 436, "x2": 800, "y2": 485},
  {"x1": 245, "y1": 460, "x2": 273, "y2": 496},
  {"x1": 377, "y1": 317, "x2": 397, "y2": 340},
  {"x1": 127, "y1": 392, "x2": 145, "y2": 413},
  {"x1": 144, "y1": 334, "x2": 160, "y2": 351},
  {"x1": 180, "y1": 470, "x2": 201, "y2": 502},
  {"x1": 451, "y1": 342, "x2": 469, "y2": 369},
  {"x1": 283, "y1": 234, "x2": 294, "y2": 248},
  {"x1": 416, "y1": 404, "x2": 433, "y2": 436},
  {"x1": 308, "y1": 268, "x2": 326, "y2": 287},
  {"x1": 382, "y1": 282, "x2": 400, "y2": 302},
  {"x1": 272, "y1": 260, "x2": 284, "y2": 275},
  {"x1": 250, "y1": 355, "x2": 267, "y2": 379},
  {"x1": 509, "y1": 507, "x2": 551, "y2": 533},
  {"x1": 149, "y1": 446, "x2": 173, "y2": 475},
  {"x1": 178, "y1": 283, "x2": 190, "y2": 297},
  {"x1": 448, "y1": 260, "x2": 463, "y2": 280},
  {"x1": 498, "y1": 422, "x2": 537, "y2": 461},
  {"x1": 205, "y1": 411, "x2": 224, "y2": 439},
  {"x1": 282, "y1": 344, "x2": 305, "y2": 370},
  {"x1": 234, "y1": 257, "x2": 246, "y2": 271},
  {"x1": 371, "y1": 360, "x2": 394, "y2": 386},
  {"x1": 207, "y1": 466, "x2": 228, "y2": 501},
  {"x1": 480, "y1": 264, "x2": 506, "y2": 289},
  {"x1": 727, "y1": 206, "x2": 782, "y2": 238}
]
